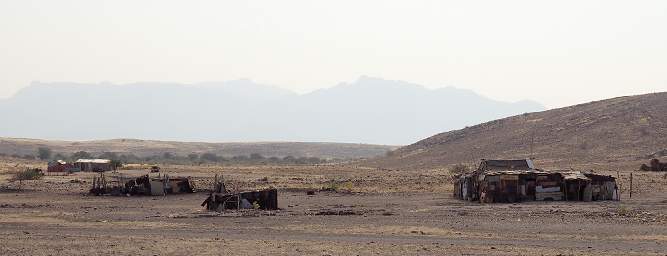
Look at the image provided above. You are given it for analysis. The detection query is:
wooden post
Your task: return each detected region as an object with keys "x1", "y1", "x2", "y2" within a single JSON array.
[
  {"x1": 577, "y1": 180, "x2": 581, "y2": 201},
  {"x1": 616, "y1": 170, "x2": 621, "y2": 201},
  {"x1": 629, "y1": 172, "x2": 633, "y2": 199}
]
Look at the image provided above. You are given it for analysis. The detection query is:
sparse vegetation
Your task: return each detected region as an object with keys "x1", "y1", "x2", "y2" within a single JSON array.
[
  {"x1": 10, "y1": 168, "x2": 44, "y2": 191},
  {"x1": 449, "y1": 164, "x2": 470, "y2": 176},
  {"x1": 617, "y1": 205, "x2": 630, "y2": 216},
  {"x1": 322, "y1": 180, "x2": 353, "y2": 193},
  {"x1": 37, "y1": 147, "x2": 52, "y2": 160},
  {"x1": 162, "y1": 152, "x2": 175, "y2": 159},
  {"x1": 448, "y1": 164, "x2": 470, "y2": 182}
]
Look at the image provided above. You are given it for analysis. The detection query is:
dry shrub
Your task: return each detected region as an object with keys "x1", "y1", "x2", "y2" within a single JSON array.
[
  {"x1": 10, "y1": 168, "x2": 44, "y2": 191},
  {"x1": 448, "y1": 164, "x2": 470, "y2": 182},
  {"x1": 11, "y1": 168, "x2": 44, "y2": 182},
  {"x1": 449, "y1": 164, "x2": 469, "y2": 176}
]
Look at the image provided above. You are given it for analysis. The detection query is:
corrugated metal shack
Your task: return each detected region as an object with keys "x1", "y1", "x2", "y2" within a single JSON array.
[
  {"x1": 90, "y1": 173, "x2": 195, "y2": 196},
  {"x1": 47, "y1": 160, "x2": 80, "y2": 173},
  {"x1": 454, "y1": 159, "x2": 618, "y2": 203},
  {"x1": 75, "y1": 159, "x2": 114, "y2": 172}
]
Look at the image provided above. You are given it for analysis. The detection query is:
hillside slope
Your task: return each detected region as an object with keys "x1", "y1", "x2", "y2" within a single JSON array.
[
  {"x1": 0, "y1": 138, "x2": 397, "y2": 160},
  {"x1": 364, "y1": 92, "x2": 667, "y2": 170}
]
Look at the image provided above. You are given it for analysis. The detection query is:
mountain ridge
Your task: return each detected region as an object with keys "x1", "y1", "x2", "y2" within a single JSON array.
[{"x1": 0, "y1": 77, "x2": 545, "y2": 145}]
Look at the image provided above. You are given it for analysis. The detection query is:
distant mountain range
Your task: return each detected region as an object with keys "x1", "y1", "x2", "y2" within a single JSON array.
[
  {"x1": 0, "y1": 77, "x2": 544, "y2": 145},
  {"x1": 365, "y1": 92, "x2": 667, "y2": 170}
]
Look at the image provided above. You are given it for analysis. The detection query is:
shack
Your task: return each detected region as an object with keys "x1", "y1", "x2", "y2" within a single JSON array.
[
  {"x1": 201, "y1": 175, "x2": 278, "y2": 211},
  {"x1": 454, "y1": 159, "x2": 618, "y2": 203},
  {"x1": 75, "y1": 159, "x2": 114, "y2": 172},
  {"x1": 47, "y1": 160, "x2": 80, "y2": 173},
  {"x1": 90, "y1": 173, "x2": 195, "y2": 196}
]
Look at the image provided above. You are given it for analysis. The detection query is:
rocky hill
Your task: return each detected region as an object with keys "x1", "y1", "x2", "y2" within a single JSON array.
[{"x1": 364, "y1": 92, "x2": 667, "y2": 170}]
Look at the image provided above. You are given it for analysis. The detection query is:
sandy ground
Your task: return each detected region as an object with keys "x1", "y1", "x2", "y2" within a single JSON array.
[{"x1": 1, "y1": 160, "x2": 666, "y2": 255}]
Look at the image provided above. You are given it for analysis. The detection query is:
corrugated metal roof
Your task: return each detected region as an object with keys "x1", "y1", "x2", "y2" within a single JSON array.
[
  {"x1": 483, "y1": 169, "x2": 550, "y2": 176},
  {"x1": 480, "y1": 159, "x2": 533, "y2": 170},
  {"x1": 76, "y1": 159, "x2": 111, "y2": 164},
  {"x1": 561, "y1": 171, "x2": 590, "y2": 180}
]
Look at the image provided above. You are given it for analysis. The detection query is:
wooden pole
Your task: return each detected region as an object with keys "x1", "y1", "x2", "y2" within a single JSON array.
[
  {"x1": 616, "y1": 170, "x2": 621, "y2": 201},
  {"x1": 577, "y1": 180, "x2": 581, "y2": 201},
  {"x1": 629, "y1": 172, "x2": 633, "y2": 199}
]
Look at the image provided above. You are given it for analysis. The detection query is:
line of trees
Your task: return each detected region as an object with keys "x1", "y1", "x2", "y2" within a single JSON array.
[
  {"x1": 150, "y1": 152, "x2": 328, "y2": 165},
  {"x1": 0, "y1": 147, "x2": 329, "y2": 166}
]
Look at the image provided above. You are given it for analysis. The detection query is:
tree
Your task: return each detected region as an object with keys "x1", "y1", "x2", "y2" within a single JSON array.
[
  {"x1": 98, "y1": 152, "x2": 119, "y2": 160},
  {"x1": 282, "y1": 156, "x2": 296, "y2": 163},
  {"x1": 71, "y1": 151, "x2": 92, "y2": 160},
  {"x1": 53, "y1": 153, "x2": 66, "y2": 160},
  {"x1": 232, "y1": 155, "x2": 249, "y2": 162},
  {"x1": 307, "y1": 157, "x2": 322, "y2": 164},
  {"x1": 187, "y1": 153, "x2": 199, "y2": 162},
  {"x1": 37, "y1": 147, "x2": 52, "y2": 160},
  {"x1": 119, "y1": 153, "x2": 141, "y2": 164},
  {"x1": 109, "y1": 159, "x2": 123, "y2": 169},
  {"x1": 11, "y1": 168, "x2": 44, "y2": 191},
  {"x1": 162, "y1": 152, "x2": 175, "y2": 159},
  {"x1": 249, "y1": 153, "x2": 265, "y2": 161},
  {"x1": 201, "y1": 153, "x2": 220, "y2": 162},
  {"x1": 296, "y1": 157, "x2": 310, "y2": 164}
]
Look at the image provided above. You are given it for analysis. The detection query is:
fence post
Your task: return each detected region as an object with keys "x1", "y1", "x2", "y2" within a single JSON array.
[{"x1": 629, "y1": 172, "x2": 633, "y2": 199}]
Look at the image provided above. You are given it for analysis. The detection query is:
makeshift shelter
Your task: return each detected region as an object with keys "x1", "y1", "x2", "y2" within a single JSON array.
[
  {"x1": 585, "y1": 173, "x2": 618, "y2": 201},
  {"x1": 453, "y1": 159, "x2": 618, "y2": 203},
  {"x1": 202, "y1": 174, "x2": 278, "y2": 211},
  {"x1": 47, "y1": 160, "x2": 80, "y2": 173},
  {"x1": 90, "y1": 173, "x2": 195, "y2": 196},
  {"x1": 75, "y1": 159, "x2": 114, "y2": 172},
  {"x1": 535, "y1": 173, "x2": 563, "y2": 201}
]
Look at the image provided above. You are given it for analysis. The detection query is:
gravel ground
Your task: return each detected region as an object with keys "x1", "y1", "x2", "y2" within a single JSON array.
[{"x1": 1, "y1": 163, "x2": 666, "y2": 255}]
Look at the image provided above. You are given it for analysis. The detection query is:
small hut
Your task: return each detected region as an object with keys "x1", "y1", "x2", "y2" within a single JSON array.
[
  {"x1": 75, "y1": 159, "x2": 114, "y2": 172},
  {"x1": 47, "y1": 160, "x2": 79, "y2": 172}
]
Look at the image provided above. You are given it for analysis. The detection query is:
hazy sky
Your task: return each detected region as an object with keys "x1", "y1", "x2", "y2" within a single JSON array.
[{"x1": 1, "y1": 0, "x2": 665, "y2": 108}]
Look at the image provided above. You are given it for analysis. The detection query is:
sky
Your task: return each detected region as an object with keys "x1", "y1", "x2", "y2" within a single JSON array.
[{"x1": 0, "y1": 0, "x2": 666, "y2": 108}]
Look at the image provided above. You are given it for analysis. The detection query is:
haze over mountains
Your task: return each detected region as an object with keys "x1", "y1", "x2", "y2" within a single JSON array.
[{"x1": 0, "y1": 77, "x2": 544, "y2": 145}]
